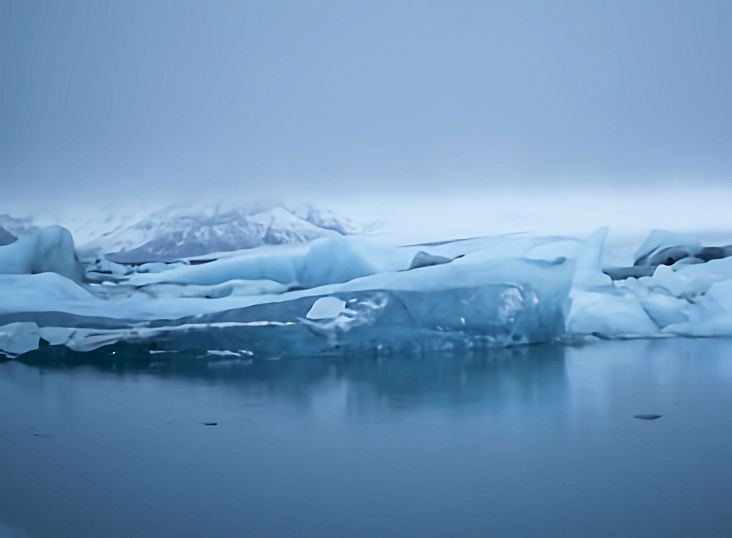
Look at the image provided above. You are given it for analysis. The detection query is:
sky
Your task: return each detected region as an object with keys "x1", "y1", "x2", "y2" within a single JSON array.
[{"x1": 1, "y1": 0, "x2": 732, "y2": 232}]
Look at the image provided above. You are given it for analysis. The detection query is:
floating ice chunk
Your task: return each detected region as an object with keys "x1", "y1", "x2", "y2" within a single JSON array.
[
  {"x1": 6, "y1": 224, "x2": 732, "y2": 355},
  {"x1": 135, "y1": 279, "x2": 288, "y2": 300},
  {"x1": 298, "y1": 237, "x2": 378, "y2": 288},
  {"x1": 0, "y1": 226, "x2": 82, "y2": 280},
  {"x1": 39, "y1": 326, "x2": 78, "y2": 346},
  {"x1": 634, "y1": 230, "x2": 701, "y2": 266},
  {"x1": 706, "y1": 279, "x2": 732, "y2": 312},
  {"x1": 567, "y1": 290, "x2": 658, "y2": 338},
  {"x1": 642, "y1": 257, "x2": 732, "y2": 299},
  {"x1": 297, "y1": 256, "x2": 574, "y2": 350},
  {"x1": 622, "y1": 279, "x2": 690, "y2": 327},
  {"x1": 554, "y1": 228, "x2": 613, "y2": 289},
  {"x1": 0, "y1": 273, "x2": 100, "y2": 316},
  {"x1": 574, "y1": 228, "x2": 613, "y2": 288},
  {"x1": 604, "y1": 230, "x2": 732, "y2": 281},
  {"x1": 125, "y1": 245, "x2": 306, "y2": 286},
  {"x1": 0, "y1": 322, "x2": 40, "y2": 356},
  {"x1": 207, "y1": 349, "x2": 242, "y2": 357},
  {"x1": 522, "y1": 229, "x2": 612, "y2": 289},
  {"x1": 4, "y1": 250, "x2": 575, "y2": 355},
  {"x1": 662, "y1": 279, "x2": 732, "y2": 337},
  {"x1": 126, "y1": 237, "x2": 413, "y2": 288}
]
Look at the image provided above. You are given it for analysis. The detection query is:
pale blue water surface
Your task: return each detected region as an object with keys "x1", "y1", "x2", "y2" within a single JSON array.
[{"x1": 1, "y1": 338, "x2": 732, "y2": 537}]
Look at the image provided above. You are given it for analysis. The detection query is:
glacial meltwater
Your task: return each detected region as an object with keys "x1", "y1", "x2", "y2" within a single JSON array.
[{"x1": 1, "y1": 338, "x2": 732, "y2": 537}]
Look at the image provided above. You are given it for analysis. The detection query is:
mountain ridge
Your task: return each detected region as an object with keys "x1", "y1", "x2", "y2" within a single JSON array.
[{"x1": 75, "y1": 204, "x2": 365, "y2": 263}]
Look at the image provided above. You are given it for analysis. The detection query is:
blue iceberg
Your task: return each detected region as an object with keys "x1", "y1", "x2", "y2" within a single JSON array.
[{"x1": 1, "y1": 222, "x2": 732, "y2": 358}]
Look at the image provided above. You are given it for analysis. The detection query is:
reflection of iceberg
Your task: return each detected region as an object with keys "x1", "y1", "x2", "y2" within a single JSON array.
[
  {"x1": 12, "y1": 343, "x2": 568, "y2": 415},
  {"x1": 2, "y1": 224, "x2": 732, "y2": 357}
]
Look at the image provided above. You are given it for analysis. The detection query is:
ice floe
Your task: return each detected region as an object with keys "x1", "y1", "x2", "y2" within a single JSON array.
[{"x1": 2, "y1": 224, "x2": 732, "y2": 357}]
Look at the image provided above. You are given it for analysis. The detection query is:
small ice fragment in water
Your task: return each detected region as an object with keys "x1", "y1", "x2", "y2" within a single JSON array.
[{"x1": 207, "y1": 350, "x2": 240, "y2": 357}]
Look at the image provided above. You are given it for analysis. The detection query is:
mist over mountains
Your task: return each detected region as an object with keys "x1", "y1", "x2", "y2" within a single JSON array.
[{"x1": 0, "y1": 204, "x2": 369, "y2": 264}]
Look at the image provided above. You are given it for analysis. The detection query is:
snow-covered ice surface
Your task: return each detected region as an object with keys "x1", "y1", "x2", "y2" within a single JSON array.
[{"x1": 1, "y1": 214, "x2": 732, "y2": 359}]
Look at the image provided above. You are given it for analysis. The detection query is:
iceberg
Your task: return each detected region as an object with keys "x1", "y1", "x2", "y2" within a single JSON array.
[
  {"x1": 0, "y1": 226, "x2": 82, "y2": 281},
  {"x1": 0, "y1": 227, "x2": 576, "y2": 356},
  {"x1": 633, "y1": 229, "x2": 703, "y2": 267},
  {"x1": 0, "y1": 322, "x2": 41, "y2": 356},
  {"x1": 603, "y1": 229, "x2": 732, "y2": 280},
  {"x1": 1, "y1": 222, "x2": 732, "y2": 358}
]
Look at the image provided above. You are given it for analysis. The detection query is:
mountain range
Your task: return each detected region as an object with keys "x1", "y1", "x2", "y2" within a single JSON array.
[{"x1": 73, "y1": 204, "x2": 365, "y2": 263}]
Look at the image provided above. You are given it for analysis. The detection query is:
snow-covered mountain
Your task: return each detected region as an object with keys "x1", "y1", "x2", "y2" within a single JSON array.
[{"x1": 75, "y1": 204, "x2": 365, "y2": 263}]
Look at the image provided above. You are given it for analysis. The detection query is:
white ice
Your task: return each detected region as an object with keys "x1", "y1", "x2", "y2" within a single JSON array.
[{"x1": 1, "y1": 223, "x2": 732, "y2": 356}]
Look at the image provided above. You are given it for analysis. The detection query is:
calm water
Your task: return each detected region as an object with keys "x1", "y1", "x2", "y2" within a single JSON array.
[{"x1": 1, "y1": 339, "x2": 732, "y2": 537}]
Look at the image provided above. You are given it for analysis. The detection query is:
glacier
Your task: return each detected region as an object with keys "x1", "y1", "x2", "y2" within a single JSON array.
[{"x1": 1, "y1": 220, "x2": 732, "y2": 358}]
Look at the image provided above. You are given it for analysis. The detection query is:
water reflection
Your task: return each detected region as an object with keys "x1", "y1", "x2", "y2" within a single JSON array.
[
  {"x1": 9, "y1": 343, "x2": 568, "y2": 415},
  {"x1": 3, "y1": 340, "x2": 732, "y2": 538}
]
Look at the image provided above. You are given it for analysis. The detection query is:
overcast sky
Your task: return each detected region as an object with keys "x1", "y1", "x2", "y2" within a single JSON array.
[{"x1": 2, "y1": 0, "x2": 731, "y2": 217}]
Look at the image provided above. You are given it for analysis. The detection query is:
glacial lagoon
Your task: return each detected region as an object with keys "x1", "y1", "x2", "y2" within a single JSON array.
[{"x1": 2, "y1": 338, "x2": 731, "y2": 537}]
